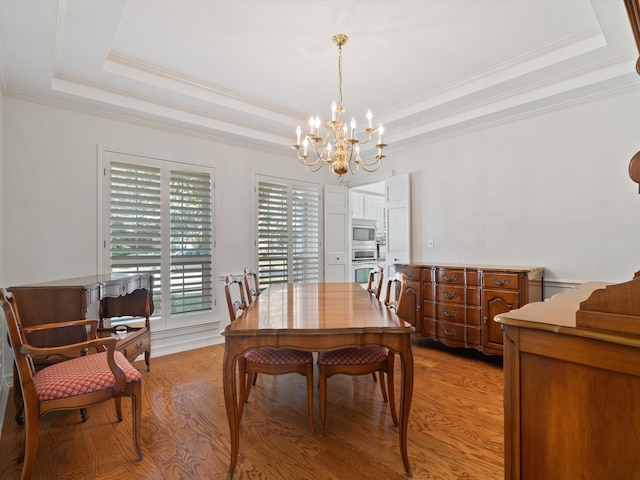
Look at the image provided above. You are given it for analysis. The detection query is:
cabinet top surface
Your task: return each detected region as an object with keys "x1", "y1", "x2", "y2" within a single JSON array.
[
  {"x1": 495, "y1": 281, "x2": 609, "y2": 329},
  {"x1": 395, "y1": 262, "x2": 544, "y2": 273},
  {"x1": 11, "y1": 273, "x2": 152, "y2": 289}
]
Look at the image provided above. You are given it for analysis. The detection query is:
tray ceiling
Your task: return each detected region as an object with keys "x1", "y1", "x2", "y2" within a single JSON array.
[{"x1": 0, "y1": 0, "x2": 637, "y2": 153}]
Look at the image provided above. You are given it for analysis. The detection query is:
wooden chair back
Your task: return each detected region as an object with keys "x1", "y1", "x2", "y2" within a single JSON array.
[
  {"x1": 2, "y1": 289, "x2": 42, "y2": 394},
  {"x1": 224, "y1": 274, "x2": 248, "y2": 321},
  {"x1": 366, "y1": 266, "x2": 384, "y2": 300},
  {"x1": 384, "y1": 272, "x2": 407, "y2": 315},
  {"x1": 8, "y1": 286, "x2": 88, "y2": 347},
  {"x1": 243, "y1": 267, "x2": 260, "y2": 304}
]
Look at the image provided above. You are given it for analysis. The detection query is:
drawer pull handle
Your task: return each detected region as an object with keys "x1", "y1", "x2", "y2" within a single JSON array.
[
  {"x1": 405, "y1": 271, "x2": 414, "y2": 279},
  {"x1": 442, "y1": 327, "x2": 458, "y2": 336},
  {"x1": 135, "y1": 341, "x2": 143, "y2": 349},
  {"x1": 443, "y1": 309, "x2": 458, "y2": 318},
  {"x1": 492, "y1": 277, "x2": 510, "y2": 286},
  {"x1": 442, "y1": 273, "x2": 458, "y2": 282},
  {"x1": 442, "y1": 290, "x2": 458, "y2": 299}
]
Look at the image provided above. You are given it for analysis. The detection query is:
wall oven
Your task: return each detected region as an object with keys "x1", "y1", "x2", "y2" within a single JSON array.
[
  {"x1": 353, "y1": 259, "x2": 378, "y2": 285},
  {"x1": 352, "y1": 247, "x2": 377, "y2": 285}
]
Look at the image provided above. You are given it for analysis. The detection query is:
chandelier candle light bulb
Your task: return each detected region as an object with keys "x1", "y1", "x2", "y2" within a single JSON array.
[{"x1": 292, "y1": 33, "x2": 388, "y2": 181}]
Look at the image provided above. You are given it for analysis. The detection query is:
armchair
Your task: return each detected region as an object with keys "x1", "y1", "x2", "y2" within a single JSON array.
[{"x1": 0, "y1": 288, "x2": 142, "y2": 480}]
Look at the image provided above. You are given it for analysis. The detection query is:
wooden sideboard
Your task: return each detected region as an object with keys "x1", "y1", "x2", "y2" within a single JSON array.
[
  {"x1": 394, "y1": 263, "x2": 544, "y2": 354},
  {"x1": 496, "y1": 277, "x2": 640, "y2": 479}
]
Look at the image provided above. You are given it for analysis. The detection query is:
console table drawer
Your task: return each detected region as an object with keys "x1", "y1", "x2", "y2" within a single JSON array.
[{"x1": 100, "y1": 326, "x2": 150, "y2": 364}]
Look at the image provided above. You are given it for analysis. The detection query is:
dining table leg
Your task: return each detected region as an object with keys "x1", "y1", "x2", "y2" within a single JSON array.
[
  {"x1": 398, "y1": 340, "x2": 414, "y2": 477},
  {"x1": 223, "y1": 343, "x2": 239, "y2": 480}
]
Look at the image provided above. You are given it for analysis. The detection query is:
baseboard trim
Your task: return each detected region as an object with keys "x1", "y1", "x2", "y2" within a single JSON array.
[
  {"x1": 544, "y1": 280, "x2": 582, "y2": 299},
  {"x1": 0, "y1": 377, "x2": 9, "y2": 436},
  {"x1": 150, "y1": 326, "x2": 224, "y2": 358}
]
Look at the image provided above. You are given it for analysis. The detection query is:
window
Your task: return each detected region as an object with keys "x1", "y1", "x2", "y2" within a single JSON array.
[
  {"x1": 255, "y1": 176, "x2": 322, "y2": 286},
  {"x1": 102, "y1": 150, "x2": 214, "y2": 327}
]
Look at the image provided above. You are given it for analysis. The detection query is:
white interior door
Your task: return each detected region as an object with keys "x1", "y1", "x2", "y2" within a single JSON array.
[
  {"x1": 324, "y1": 184, "x2": 349, "y2": 282},
  {"x1": 385, "y1": 173, "x2": 411, "y2": 276}
]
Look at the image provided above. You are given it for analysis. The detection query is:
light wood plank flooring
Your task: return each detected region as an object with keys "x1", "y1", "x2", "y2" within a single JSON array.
[{"x1": 0, "y1": 339, "x2": 504, "y2": 479}]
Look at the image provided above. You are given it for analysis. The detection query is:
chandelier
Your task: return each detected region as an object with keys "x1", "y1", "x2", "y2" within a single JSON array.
[{"x1": 292, "y1": 34, "x2": 387, "y2": 181}]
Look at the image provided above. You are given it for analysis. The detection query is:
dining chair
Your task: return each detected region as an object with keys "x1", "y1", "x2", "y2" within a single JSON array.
[
  {"x1": 243, "y1": 267, "x2": 260, "y2": 304},
  {"x1": 223, "y1": 274, "x2": 315, "y2": 433},
  {"x1": 318, "y1": 271, "x2": 407, "y2": 432},
  {"x1": 367, "y1": 266, "x2": 384, "y2": 300},
  {"x1": 0, "y1": 288, "x2": 142, "y2": 480}
]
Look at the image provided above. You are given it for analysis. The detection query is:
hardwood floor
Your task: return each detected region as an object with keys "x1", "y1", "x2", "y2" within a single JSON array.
[{"x1": 0, "y1": 339, "x2": 504, "y2": 479}]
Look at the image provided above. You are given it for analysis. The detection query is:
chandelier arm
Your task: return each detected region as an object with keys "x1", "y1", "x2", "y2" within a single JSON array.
[
  {"x1": 358, "y1": 155, "x2": 384, "y2": 167},
  {"x1": 302, "y1": 156, "x2": 327, "y2": 172},
  {"x1": 297, "y1": 155, "x2": 323, "y2": 168},
  {"x1": 312, "y1": 138, "x2": 328, "y2": 161},
  {"x1": 358, "y1": 160, "x2": 383, "y2": 172}
]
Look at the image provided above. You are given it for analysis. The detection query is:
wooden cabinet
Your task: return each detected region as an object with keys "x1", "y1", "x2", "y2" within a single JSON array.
[
  {"x1": 496, "y1": 278, "x2": 640, "y2": 479},
  {"x1": 9, "y1": 273, "x2": 154, "y2": 368},
  {"x1": 395, "y1": 263, "x2": 543, "y2": 355}
]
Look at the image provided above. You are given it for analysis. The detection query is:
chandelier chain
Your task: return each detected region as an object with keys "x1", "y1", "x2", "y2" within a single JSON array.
[{"x1": 338, "y1": 44, "x2": 343, "y2": 108}]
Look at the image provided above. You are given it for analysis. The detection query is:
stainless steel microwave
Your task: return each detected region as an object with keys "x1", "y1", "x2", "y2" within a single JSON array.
[{"x1": 352, "y1": 219, "x2": 377, "y2": 243}]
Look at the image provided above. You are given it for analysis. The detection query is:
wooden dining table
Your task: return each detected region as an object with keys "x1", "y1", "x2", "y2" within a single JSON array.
[{"x1": 222, "y1": 282, "x2": 416, "y2": 479}]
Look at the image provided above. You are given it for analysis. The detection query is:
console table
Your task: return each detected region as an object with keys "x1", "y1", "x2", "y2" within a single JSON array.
[{"x1": 9, "y1": 273, "x2": 154, "y2": 424}]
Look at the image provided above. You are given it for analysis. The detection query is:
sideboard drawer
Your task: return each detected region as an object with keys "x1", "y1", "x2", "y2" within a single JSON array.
[
  {"x1": 436, "y1": 285, "x2": 466, "y2": 304},
  {"x1": 437, "y1": 320, "x2": 465, "y2": 343},
  {"x1": 484, "y1": 272, "x2": 520, "y2": 290},
  {"x1": 435, "y1": 268, "x2": 466, "y2": 285},
  {"x1": 396, "y1": 265, "x2": 421, "y2": 282}
]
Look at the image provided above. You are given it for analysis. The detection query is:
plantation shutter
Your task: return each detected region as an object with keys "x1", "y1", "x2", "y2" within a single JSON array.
[
  {"x1": 257, "y1": 181, "x2": 289, "y2": 284},
  {"x1": 257, "y1": 178, "x2": 320, "y2": 286},
  {"x1": 291, "y1": 184, "x2": 320, "y2": 282},
  {"x1": 108, "y1": 158, "x2": 215, "y2": 320},
  {"x1": 170, "y1": 170, "x2": 213, "y2": 314},
  {"x1": 109, "y1": 161, "x2": 162, "y2": 313}
]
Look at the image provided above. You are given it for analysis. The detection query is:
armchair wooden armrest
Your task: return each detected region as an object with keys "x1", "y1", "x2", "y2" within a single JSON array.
[
  {"x1": 23, "y1": 318, "x2": 99, "y2": 339},
  {"x1": 20, "y1": 335, "x2": 117, "y2": 358}
]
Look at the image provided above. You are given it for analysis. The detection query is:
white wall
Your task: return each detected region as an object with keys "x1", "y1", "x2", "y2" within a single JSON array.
[
  {"x1": 3, "y1": 97, "x2": 329, "y2": 285},
  {"x1": 386, "y1": 86, "x2": 640, "y2": 286},
  {"x1": 0, "y1": 84, "x2": 7, "y2": 432},
  {"x1": 0, "y1": 96, "x2": 331, "y2": 358}
]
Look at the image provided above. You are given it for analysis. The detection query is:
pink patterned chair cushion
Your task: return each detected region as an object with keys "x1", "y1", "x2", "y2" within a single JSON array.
[
  {"x1": 245, "y1": 349, "x2": 313, "y2": 365},
  {"x1": 34, "y1": 351, "x2": 142, "y2": 401},
  {"x1": 318, "y1": 346, "x2": 388, "y2": 366}
]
